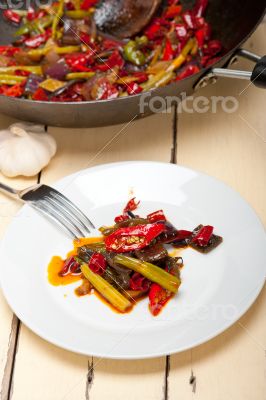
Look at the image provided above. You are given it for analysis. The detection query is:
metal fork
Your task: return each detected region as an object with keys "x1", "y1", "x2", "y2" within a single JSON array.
[{"x1": 0, "y1": 182, "x2": 95, "y2": 239}]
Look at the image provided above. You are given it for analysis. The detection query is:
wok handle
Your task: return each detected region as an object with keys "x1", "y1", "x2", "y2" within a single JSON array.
[{"x1": 195, "y1": 49, "x2": 266, "y2": 90}]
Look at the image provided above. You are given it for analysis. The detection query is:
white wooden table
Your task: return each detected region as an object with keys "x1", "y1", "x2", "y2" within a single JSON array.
[{"x1": 0, "y1": 24, "x2": 265, "y2": 400}]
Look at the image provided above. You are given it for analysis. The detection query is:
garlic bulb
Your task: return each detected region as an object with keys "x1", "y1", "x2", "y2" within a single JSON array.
[{"x1": 0, "y1": 123, "x2": 57, "y2": 177}]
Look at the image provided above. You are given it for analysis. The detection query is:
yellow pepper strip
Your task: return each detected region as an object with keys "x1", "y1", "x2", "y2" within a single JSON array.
[
  {"x1": 65, "y1": 10, "x2": 92, "y2": 19},
  {"x1": 66, "y1": 72, "x2": 95, "y2": 80},
  {"x1": 74, "y1": 0, "x2": 80, "y2": 9},
  {"x1": 28, "y1": 46, "x2": 80, "y2": 61},
  {"x1": 0, "y1": 75, "x2": 27, "y2": 85},
  {"x1": 39, "y1": 78, "x2": 66, "y2": 92},
  {"x1": 55, "y1": 46, "x2": 81, "y2": 54},
  {"x1": 167, "y1": 38, "x2": 195, "y2": 72},
  {"x1": 0, "y1": 66, "x2": 43, "y2": 75},
  {"x1": 81, "y1": 264, "x2": 132, "y2": 313},
  {"x1": 51, "y1": 0, "x2": 65, "y2": 40}
]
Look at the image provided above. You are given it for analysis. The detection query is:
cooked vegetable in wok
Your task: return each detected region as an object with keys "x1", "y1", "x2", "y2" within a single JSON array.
[
  {"x1": 48, "y1": 198, "x2": 223, "y2": 316},
  {"x1": 0, "y1": 0, "x2": 222, "y2": 101}
]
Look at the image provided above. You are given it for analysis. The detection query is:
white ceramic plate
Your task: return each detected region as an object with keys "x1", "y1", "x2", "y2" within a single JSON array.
[{"x1": 0, "y1": 162, "x2": 265, "y2": 359}]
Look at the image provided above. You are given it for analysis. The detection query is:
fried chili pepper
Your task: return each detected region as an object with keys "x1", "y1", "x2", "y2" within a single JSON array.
[
  {"x1": 149, "y1": 283, "x2": 171, "y2": 316},
  {"x1": 96, "y1": 50, "x2": 124, "y2": 71},
  {"x1": 126, "y1": 82, "x2": 143, "y2": 95},
  {"x1": 0, "y1": 46, "x2": 20, "y2": 56},
  {"x1": 59, "y1": 256, "x2": 81, "y2": 276},
  {"x1": 147, "y1": 210, "x2": 166, "y2": 223},
  {"x1": 105, "y1": 223, "x2": 166, "y2": 253},
  {"x1": 80, "y1": 0, "x2": 98, "y2": 10},
  {"x1": 88, "y1": 253, "x2": 106, "y2": 275},
  {"x1": 129, "y1": 272, "x2": 150, "y2": 291},
  {"x1": 114, "y1": 215, "x2": 129, "y2": 223},
  {"x1": 193, "y1": 0, "x2": 208, "y2": 18},
  {"x1": 1, "y1": 82, "x2": 25, "y2": 97},
  {"x1": 176, "y1": 64, "x2": 200, "y2": 80},
  {"x1": 162, "y1": 38, "x2": 174, "y2": 61},
  {"x1": 191, "y1": 225, "x2": 213, "y2": 246},
  {"x1": 175, "y1": 24, "x2": 188, "y2": 40},
  {"x1": 32, "y1": 87, "x2": 49, "y2": 101},
  {"x1": 65, "y1": 52, "x2": 92, "y2": 72},
  {"x1": 123, "y1": 197, "x2": 140, "y2": 214},
  {"x1": 164, "y1": 4, "x2": 182, "y2": 18},
  {"x1": 182, "y1": 10, "x2": 197, "y2": 30},
  {"x1": 3, "y1": 10, "x2": 22, "y2": 25},
  {"x1": 24, "y1": 33, "x2": 47, "y2": 49},
  {"x1": 145, "y1": 22, "x2": 162, "y2": 40}
]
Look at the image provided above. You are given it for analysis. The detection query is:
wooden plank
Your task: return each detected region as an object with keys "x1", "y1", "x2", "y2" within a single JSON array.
[
  {"x1": 169, "y1": 24, "x2": 266, "y2": 400},
  {"x1": 10, "y1": 112, "x2": 173, "y2": 400},
  {"x1": 0, "y1": 116, "x2": 38, "y2": 400}
]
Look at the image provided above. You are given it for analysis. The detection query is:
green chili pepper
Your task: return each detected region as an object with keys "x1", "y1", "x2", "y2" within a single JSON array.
[
  {"x1": 124, "y1": 37, "x2": 147, "y2": 66},
  {"x1": 0, "y1": 75, "x2": 26, "y2": 85},
  {"x1": 14, "y1": 15, "x2": 53, "y2": 36},
  {"x1": 52, "y1": 0, "x2": 65, "y2": 39}
]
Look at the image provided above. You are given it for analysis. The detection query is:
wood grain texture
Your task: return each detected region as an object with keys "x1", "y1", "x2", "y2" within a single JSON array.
[
  {"x1": 10, "y1": 112, "x2": 173, "y2": 400},
  {"x1": 168, "y1": 24, "x2": 266, "y2": 400}
]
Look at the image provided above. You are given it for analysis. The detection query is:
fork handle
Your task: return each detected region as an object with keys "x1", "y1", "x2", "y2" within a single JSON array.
[{"x1": 0, "y1": 182, "x2": 19, "y2": 196}]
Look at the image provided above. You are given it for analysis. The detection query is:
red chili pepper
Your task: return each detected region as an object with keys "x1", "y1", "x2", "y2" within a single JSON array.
[
  {"x1": 88, "y1": 253, "x2": 106, "y2": 275},
  {"x1": 27, "y1": 6, "x2": 36, "y2": 21},
  {"x1": 147, "y1": 210, "x2": 166, "y2": 223},
  {"x1": 105, "y1": 223, "x2": 166, "y2": 252},
  {"x1": 79, "y1": 32, "x2": 91, "y2": 46},
  {"x1": 96, "y1": 50, "x2": 124, "y2": 72},
  {"x1": 4, "y1": 82, "x2": 25, "y2": 97},
  {"x1": 164, "y1": 4, "x2": 182, "y2": 18},
  {"x1": 182, "y1": 10, "x2": 197, "y2": 29},
  {"x1": 176, "y1": 64, "x2": 200, "y2": 80},
  {"x1": 175, "y1": 24, "x2": 188, "y2": 41},
  {"x1": 132, "y1": 72, "x2": 148, "y2": 83},
  {"x1": 149, "y1": 283, "x2": 171, "y2": 316},
  {"x1": 193, "y1": 0, "x2": 208, "y2": 18},
  {"x1": 0, "y1": 46, "x2": 20, "y2": 56},
  {"x1": 204, "y1": 40, "x2": 222, "y2": 56},
  {"x1": 3, "y1": 10, "x2": 21, "y2": 25},
  {"x1": 32, "y1": 87, "x2": 48, "y2": 101},
  {"x1": 126, "y1": 82, "x2": 143, "y2": 95},
  {"x1": 173, "y1": 229, "x2": 192, "y2": 240},
  {"x1": 145, "y1": 22, "x2": 162, "y2": 40},
  {"x1": 81, "y1": 0, "x2": 98, "y2": 9},
  {"x1": 59, "y1": 256, "x2": 81, "y2": 276},
  {"x1": 65, "y1": 53, "x2": 93, "y2": 72},
  {"x1": 129, "y1": 272, "x2": 150, "y2": 291},
  {"x1": 162, "y1": 38, "x2": 174, "y2": 61},
  {"x1": 95, "y1": 78, "x2": 119, "y2": 100},
  {"x1": 195, "y1": 22, "x2": 211, "y2": 47},
  {"x1": 123, "y1": 197, "x2": 140, "y2": 214},
  {"x1": 114, "y1": 214, "x2": 128, "y2": 223},
  {"x1": 191, "y1": 225, "x2": 213, "y2": 246},
  {"x1": 24, "y1": 33, "x2": 47, "y2": 49},
  {"x1": 102, "y1": 38, "x2": 123, "y2": 50}
]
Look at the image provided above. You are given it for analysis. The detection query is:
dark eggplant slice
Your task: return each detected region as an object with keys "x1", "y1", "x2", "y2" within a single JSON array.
[
  {"x1": 189, "y1": 225, "x2": 223, "y2": 253},
  {"x1": 165, "y1": 256, "x2": 182, "y2": 279},
  {"x1": 94, "y1": 0, "x2": 162, "y2": 39},
  {"x1": 103, "y1": 266, "x2": 131, "y2": 290},
  {"x1": 135, "y1": 242, "x2": 167, "y2": 263}
]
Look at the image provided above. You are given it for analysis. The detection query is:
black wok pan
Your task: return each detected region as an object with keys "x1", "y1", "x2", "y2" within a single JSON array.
[{"x1": 0, "y1": 0, "x2": 265, "y2": 127}]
